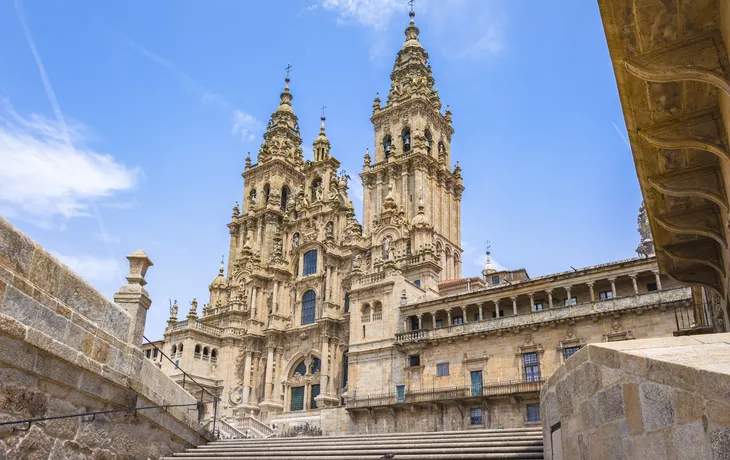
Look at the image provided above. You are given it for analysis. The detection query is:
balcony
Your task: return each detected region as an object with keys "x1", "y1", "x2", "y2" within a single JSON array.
[
  {"x1": 346, "y1": 379, "x2": 545, "y2": 409},
  {"x1": 395, "y1": 287, "x2": 691, "y2": 345}
]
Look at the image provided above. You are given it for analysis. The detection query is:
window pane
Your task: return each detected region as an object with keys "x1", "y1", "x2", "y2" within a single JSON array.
[
  {"x1": 437, "y1": 363, "x2": 449, "y2": 376},
  {"x1": 435, "y1": 319, "x2": 443, "y2": 328},
  {"x1": 470, "y1": 408, "x2": 483, "y2": 425},
  {"x1": 526, "y1": 403, "x2": 541, "y2": 422},
  {"x1": 310, "y1": 358, "x2": 321, "y2": 375},
  {"x1": 492, "y1": 276, "x2": 500, "y2": 284},
  {"x1": 303, "y1": 250, "x2": 318, "y2": 276},
  {"x1": 647, "y1": 283, "x2": 658, "y2": 292},
  {"x1": 310, "y1": 384, "x2": 320, "y2": 409},
  {"x1": 294, "y1": 362, "x2": 307, "y2": 376},
  {"x1": 302, "y1": 290, "x2": 316, "y2": 325},
  {"x1": 534, "y1": 303, "x2": 543, "y2": 311},
  {"x1": 600, "y1": 291, "x2": 613, "y2": 300},
  {"x1": 409, "y1": 355, "x2": 420, "y2": 367},
  {"x1": 291, "y1": 386, "x2": 305, "y2": 411},
  {"x1": 453, "y1": 316, "x2": 463, "y2": 325},
  {"x1": 564, "y1": 346, "x2": 580, "y2": 359}
]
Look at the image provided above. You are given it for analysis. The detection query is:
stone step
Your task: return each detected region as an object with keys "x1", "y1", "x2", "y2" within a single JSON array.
[
  {"x1": 195, "y1": 441, "x2": 543, "y2": 451},
  {"x1": 163, "y1": 428, "x2": 545, "y2": 460},
  {"x1": 204, "y1": 436, "x2": 544, "y2": 448}
]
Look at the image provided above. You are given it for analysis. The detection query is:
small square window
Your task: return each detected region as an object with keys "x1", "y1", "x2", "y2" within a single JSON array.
[
  {"x1": 436, "y1": 362, "x2": 450, "y2": 377},
  {"x1": 492, "y1": 276, "x2": 500, "y2": 285},
  {"x1": 526, "y1": 403, "x2": 540, "y2": 422},
  {"x1": 599, "y1": 291, "x2": 613, "y2": 300},
  {"x1": 470, "y1": 408, "x2": 483, "y2": 425},
  {"x1": 564, "y1": 296, "x2": 577, "y2": 306},
  {"x1": 409, "y1": 355, "x2": 421, "y2": 367},
  {"x1": 435, "y1": 319, "x2": 443, "y2": 328},
  {"x1": 453, "y1": 315, "x2": 464, "y2": 325},
  {"x1": 647, "y1": 282, "x2": 658, "y2": 292},
  {"x1": 534, "y1": 303, "x2": 543, "y2": 312},
  {"x1": 563, "y1": 346, "x2": 580, "y2": 360}
]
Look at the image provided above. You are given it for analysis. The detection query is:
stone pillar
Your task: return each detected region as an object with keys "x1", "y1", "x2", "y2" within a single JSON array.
[
  {"x1": 403, "y1": 319, "x2": 408, "y2": 332},
  {"x1": 327, "y1": 340, "x2": 338, "y2": 396},
  {"x1": 630, "y1": 274, "x2": 639, "y2": 295},
  {"x1": 608, "y1": 277, "x2": 617, "y2": 298},
  {"x1": 529, "y1": 294, "x2": 535, "y2": 312},
  {"x1": 325, "y1": 265, "x2": 332, "y2": 301},
  {"x1": 431, "y1": 312, "x2": 437, "y2": 328},
  {"x1": 494, "y1": 300, "x2": 501, "y2": 318},
  {"x1": 653, "y1": 271, "x2": 662, "y2": 290},
  {"x1": 113, "y1": 250, "x2": 154, "y2": 346},
  {"x1": 417, "y1": 314, "x2": 423, "y2": 330},
  {"x1": 250, "y1": 286, "x2": 258, "y2": 314},
  {"x1": 242, "y1": 350, "x2": 253, "y2": 403},
  {"x1": 273, "y1": 281, "x2": 280, "y2": 311},
  {"x1": 446, "y1": 308, "x2": 453, "y2": 326},
  {"x1": 587, "y1": 281, "x2": 595, "y2": 302},
  {"x1": 511, "y1": 296, "x2": 518, "y2": 316},
  {"x1": 461, "y1": 307, "x2": 468, "y2": 323},
  {"x1": 565, "y1": 286, "x2": 573, "y2": 305},
  {"x1": 321, "y1": 338, "x2": 330, "y2": 394},
  {"x1": 546, "y1": 290, "x2": 553, "y2": 309},
  {"x1": 274, "y1": 347, "x2": 284, "y2": 402},
  {"x1": 264, "y1": 346, "x2": 275, "y2": 401},
  {"x1": 478, "y1": 304, "x2": 484, "y2": 321},
  {"x1": 402, "y1": 169, "x2": 410, "y2": 219}
]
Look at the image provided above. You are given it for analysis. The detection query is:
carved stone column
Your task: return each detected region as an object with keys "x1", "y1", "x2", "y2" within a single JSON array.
[
  {"x1": 546, "y1": 290, "x2": 553, "y2": 309},
  {"x1": 417, "y1": 314, "x2": 423, "y2": 330},
  {"x1": 242, "y1": 350, "x2": 253, "y2": 404},
  {"x1": 511, "y1": 296, "x2": 518, "y2": 316},
  {"x1": 565, "y1": 286, "x2": 573, "y2": 305},
  {"x1": 653, "y1": 271, "x2": 662, "y2": 290},
  {"x1": 478, "y1": 303, "x2": 484, "y2": 321},
  {"x1": 446, "y1": 308, "x2": 453, "y2": 326},
  {"x1": 460, "y1": 307, "x2": 467, "y2": 323},
  {"x1": 494, "y1": 300, "x2": 501, "y2": 318},
  {"x1": 608, "y1": 277, "x2": 617, "y2": 298},
  {"x1": 264, "y1": 345, "x2": 275, "y2": 401},
  {"x1": 629, "y1": 274, "x2": 639, "y2": 295},
  {"x1": 431, "y1": 312, "x2": 437, "y2": 328},
  {"x1": 529, "y1": 294, "x2": 535, "y2": 312},
  {"x1": 587, "y1": 281, "x2": 595, "y2": 302}
]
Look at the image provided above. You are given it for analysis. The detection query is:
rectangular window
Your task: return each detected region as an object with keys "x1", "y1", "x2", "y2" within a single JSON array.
[
  {"x1": 470, "y1": 371, "x2": 483, "y2": 396},
  {"x1": 303, "y1": 250, "x2": 318, "y2": 276},
  {"x1": 534, "y1": 303, "x2": 543, "y2": 312},
  {"x1": 563, "y1": 346, "x2": 580, "y2": 360},
  {"x1": 153, "y1": 349, "x2": 159, "y2": 358},
  {"x1": 526, "y1": 403, "x2": 541, "y2": 422},
  {"x1": 470, "y1": 408, "x2": 483, "y2": 425},
  {"x1": 599, "y1": 291, "x2": 613, "y2": 300},
  {"x1": 344, "y1": 293, "x2": 350, "y2": 313},
  {"x1": 492, "y1": 276, "x2": 500, "y2": 285},
  {"x1": 290, "y1": 386, "x2": 305, "y2": 411},
  {"x1": 564, "y1": 297, "x2": 577, "y2": 306},
  {"x1": 491, "y1": 310, "x2": 504, "y2": 318},
  {"x1": 396, "y1": 385, "x2": 405, "y2": 403},
  {"x1": 647, "y1": 282, "x2": 658, "y2": 292},
  {"x1": 411, "y1": 316, "x2": 420, "y2": 331},
  {"x1": 310, "y1": 384, "x2": 320, "y2": 409},
  {"x1": 436, "y1": 362, "x2": 450, "y2": 377},
  {"x1": 409, "y1": 355, "x2": 421, "y2": 367},
  {"x1": 435, "y1": 319, "x2": 443, "y2": 328},
  {"x1": 523, "y1": 352, "x2": 541, "y2": 382},
  {"x1": 145, "y1": 350, "x2": 151, "y2": 359},
  {"x1": 452, "y1": 315, "x2": 464, "y2": 325}
]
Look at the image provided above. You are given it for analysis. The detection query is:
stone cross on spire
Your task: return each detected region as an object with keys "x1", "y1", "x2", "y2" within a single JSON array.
[{"x1": 285, "y1": 63, "x2": 293, "y2": 78}]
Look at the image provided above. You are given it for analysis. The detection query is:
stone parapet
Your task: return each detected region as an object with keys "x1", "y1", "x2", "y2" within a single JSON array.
[{"x1": 540, "y1": 333, "x2": 730, "y2": 459}]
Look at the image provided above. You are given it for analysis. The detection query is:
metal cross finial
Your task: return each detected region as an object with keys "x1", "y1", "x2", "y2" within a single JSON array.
[
  {"x1": 408, "y1": 0, "x2": 415, "y2": 13},
  {"x1": 285, "y1": 63, "x2": 293, "y2": 78},
  {"x1": 485, "y1": 240, "x2": 491, "y2": 254},
  {"x1": 321, "y1": 105, "x2": 327, "y2": 118}
]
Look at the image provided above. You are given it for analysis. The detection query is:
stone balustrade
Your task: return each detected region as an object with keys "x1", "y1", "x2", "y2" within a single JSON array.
[
  {"x1": 170, "y1": 319, "x2": 224, "y2": 336},
  {"x1": 395, "y1": 286, "x2": 691, "y2": 344}
]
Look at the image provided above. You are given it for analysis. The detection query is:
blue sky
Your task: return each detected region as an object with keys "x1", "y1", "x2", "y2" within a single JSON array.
[{"x1": 0, "y1": 0, "x2": 641, "y2": 339}]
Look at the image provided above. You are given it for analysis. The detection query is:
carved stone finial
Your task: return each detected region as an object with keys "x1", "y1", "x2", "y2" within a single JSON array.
[{"x1": 124, "y1": 249, "x2": 153, "y2": 287}]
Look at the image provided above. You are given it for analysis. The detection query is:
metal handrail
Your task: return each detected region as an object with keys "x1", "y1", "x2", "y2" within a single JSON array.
[
  {"x1": 142, "y1": 335, "x2": 220, "y2": 438},
  {"x1": 0, "y1": 402, "x2": 203, "y2": 433}
]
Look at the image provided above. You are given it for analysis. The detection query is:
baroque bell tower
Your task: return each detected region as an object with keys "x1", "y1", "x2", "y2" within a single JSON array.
[{"x1": 361, "y1": 9, "x2": 464, "y2": 283}]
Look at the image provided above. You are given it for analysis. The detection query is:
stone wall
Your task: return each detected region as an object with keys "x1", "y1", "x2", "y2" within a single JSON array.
[
  {"x1": 540, "y1": 334, "x2": 730, "y2": 460},
  {"x1": 0, "y1": 217, "x2": 207, "y2": 459}
]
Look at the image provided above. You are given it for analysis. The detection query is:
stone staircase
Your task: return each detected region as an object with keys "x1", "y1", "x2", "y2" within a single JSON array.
[{"x1": 164, "y1": 427, "x2": 544, "y2": 459}]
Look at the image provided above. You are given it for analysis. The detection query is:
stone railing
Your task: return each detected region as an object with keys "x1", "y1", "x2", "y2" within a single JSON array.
[
  {"x1": 396, "y1": 287, "x2": 691, "y2": 344},
  {"x1": 354, "y1": 271, "x2": 386, "y2": 286},
  {"x1": 209, "y1": 418, "x2": 246, "y2": 439},
  {"x1": 347, "y1": 379, "x2": 545, "y2": 409},
  {"x1": 373, "y1": 311, "x2": 383, "y2": 321},
  {"x1": 170, "y1": 320, "x2": 224, "y2": 336},
  {"x1": 237, "y1": 414, "x2": 275, "y2": 438},
  {"x1": 395, "y1": 329, "x2": 426, "y2": 343}
]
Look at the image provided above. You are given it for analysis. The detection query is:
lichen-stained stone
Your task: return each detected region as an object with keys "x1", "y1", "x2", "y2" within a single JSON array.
[
  {"x1": 667, "y1": 421, "x2": 712, "y2": 460},
  {"x1": 12, "y1": 426, "x2": 54, "y2": 460},
  {"x1": 28, "y1": 249, "x2": 62, "y2": 298},
  {"x1": 709, "y1": 426, "x2": 730, "y2": 460},
  {"x1": 594, "y1": 384, "x2": 625, "y2": 425},
  {"x1": 0, "y1": 218, "x2": 35, "y2": 278},
  {"x1": 640, "y1": 382, "x2": 675, "y2": 431},
  {"x1": 57, "y1": 268, "x2": 109, "y2": 326},
  {"x1": 623, "y1": 383, "x2": 644, "y2": 435}
]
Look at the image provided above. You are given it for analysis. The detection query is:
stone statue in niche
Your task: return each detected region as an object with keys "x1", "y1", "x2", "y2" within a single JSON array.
[
  {"x1": 169, "y1": 300, "x2": 178, "y2": 318},
  {"x1": 291, "y1": 232, "x2": 300, "y2": 250},
  {"x1": 325, "y1": 221, "x2": 334, "y2": 241},
  {"x1": 353, "y1": 254, "x2": 362, "y2": 270},
  {"x1": 382, "y1": 237, "x2": 391, "y2": 261}
]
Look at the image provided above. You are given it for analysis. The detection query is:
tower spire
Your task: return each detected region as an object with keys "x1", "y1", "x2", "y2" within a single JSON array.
[{"x1": 256, "y1": 69, "x2": 303, "y2": 168}]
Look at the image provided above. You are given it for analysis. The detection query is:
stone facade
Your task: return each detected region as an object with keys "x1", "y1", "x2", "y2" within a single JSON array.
[
  {"x1": 540, "y1": 334, "x2": 730, "y2": 460},
  {"x1": 0, "y1": 217, "x2": 207, "y2": 459},
  {"x1": 152, "y1": 10, "x2": 697, "y2": 436}
]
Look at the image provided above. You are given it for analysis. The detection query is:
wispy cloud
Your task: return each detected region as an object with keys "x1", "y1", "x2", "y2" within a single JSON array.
[
  {"x1": 115, "y1": 32, "x2": 263, "y2": 142},
  {"x1": 462, "y1": 240, "x2": 505, "y2": 276},
  {"x1": 612, "y1": 122, "x2": 632, "y2": 152},
  {"x1": 231, "y1": 110, "x2": 263, "y2": 142},
  {"x1": 93, "y1": 231, "x2": 121, "y2": 244},
  {"x1": 0, "y1": 102, "x2": 140, "y2": 225},
  {"x1": 313, "y1": 0, "x2": 506, "y2": 60},
  {"x1": 53, "y1": 252, "x2": 123, "y2": 283}
]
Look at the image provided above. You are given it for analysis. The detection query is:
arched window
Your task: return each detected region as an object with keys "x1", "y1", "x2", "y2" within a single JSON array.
[
  {"x1": 203, "y1": 347, "x2": 209, "y2": 355},
  {"x1": 374, "y1": 301, "x2": 382, "y2": 321},
  {"x1": 263, "y1": 183, "x2": 271, "y2": 204},
  {"x1": 425, "y1": 129, "x2": 433, "y2": 154},
  {"x1": 171, "y1": 345, "x2": 177, "y2": 354},
  {"x1": 311, "y1": 177, "x2": 322, "y2": 201},
  {"x1": 303, "y1": 250, "x2": 317, "y2": 276},
  {"x1": 211, "y1": 349, "x2": 218, "y2": 363},
  {"x1": 249, "y1": 189, "x2": 257, "y2": 207},
  {"x1": 361, "y1": 304, "x2": 371, "y2": 323},
  {"x1": 344, "y1": 292, "x2": 350, "y2": 313},
  {"x1": 301, "y1": 290, "x2": 316, "y2": 325},
  {"x1": 194, "y1": 344, "x2": 201, "y2": 358},
  {"x1": 178, "y1": 344, "x2": 183, "y2": 352},
  {"x1": 294, "y1": 361, "x2": 307, "y2": 376},
  {"x1": 281, "y1": 185, "x2": 290, "y2": 210},
  {"x1": 383, "y1": 134, "x2": 392, "y2": 159},
  {"x1": 402, "y1": 128, "x2": 411, "y2": 153},
  {"x1": 310, "y1": 357, "x2": 321, "y2": 375}
]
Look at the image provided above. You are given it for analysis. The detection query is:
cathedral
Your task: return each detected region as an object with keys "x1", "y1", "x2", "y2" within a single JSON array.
[{"x1": 148, "y1": 10, "x2": 701, "y2": 436}]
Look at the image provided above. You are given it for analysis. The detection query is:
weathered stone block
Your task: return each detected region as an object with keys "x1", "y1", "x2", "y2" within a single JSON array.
[
  {"x1": 48, "y1": 440, "x2": 92, "y2": 460},
  {"x1": 27, "y1": 329, "x2": 78, "y2": 366},
  {"x1": 28, "y1": 249, "x2": 62, "y2": 298},
  {"x1": 0, "y1": 218, "x2": 35, "y2": 278},
  {"x1": 640, "y1": 382, "x2": 674, "y2": 431},
  {"x1": 672, "y1": 388, "x2": 704, "y2": 424},
  {"x1": 623, "y1": 382, "x2": 644, "y2": 435},
  {"x1": 0, "y1": 335, "x2": 36, "y2": 370},
  {"x1": 57, "y1": 269, "x2": 108, "y2": 326},
  {"x1": 667, "y1": 421, "x2": 712, "y2": 460},
  {"x1": 709, "y1": 426, "x2": 730, "y2": 460},
  {"x1": 0, "y1": 313, "x2": 27, "y2": 339},
  {"x1": 100, "y1": 304, "x2": 130, "y2": 343},
  {"x1": 34, "y1": 351, "x2": 82, "y2": 389},
  {"x1": 43, "y1": 399, "x2": 80, "y2": 440},
  {"x1": 11, "y1": 425, "x2": 54, "y2": 460},
  {"x1": 595, "y1": 384, "x2": 625, "y2": 424},
  {"x1": 622, "y1": 431, "x2": 667, "y2": 459}
]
